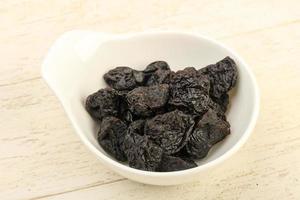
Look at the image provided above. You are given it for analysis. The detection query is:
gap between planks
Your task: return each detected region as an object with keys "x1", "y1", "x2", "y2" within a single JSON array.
[
  {"x1": 27, "y1": 178, "x2": 127, "y2": 200},
  {"x1": 0, "y1": 76, "x2": 41, "y2": 88}
]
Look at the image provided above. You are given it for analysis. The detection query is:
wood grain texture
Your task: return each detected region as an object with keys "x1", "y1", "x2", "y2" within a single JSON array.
[{"x1": 0, "y1": 0, "x2": 300, "y2": 199}]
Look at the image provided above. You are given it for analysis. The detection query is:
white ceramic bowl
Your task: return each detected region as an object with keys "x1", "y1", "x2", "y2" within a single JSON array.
[{"x1": 42, "y1": 30, "x2": 259, "y2": 185}]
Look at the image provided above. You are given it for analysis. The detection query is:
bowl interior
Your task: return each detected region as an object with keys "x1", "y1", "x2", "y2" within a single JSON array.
[{"x1": 44, "y1": 32, "x2": 257, "y2": 174}]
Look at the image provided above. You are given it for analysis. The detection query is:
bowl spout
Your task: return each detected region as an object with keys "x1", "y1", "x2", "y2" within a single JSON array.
[{"x1": 41, "y1": 30, "x2": 111, "y2": 99}]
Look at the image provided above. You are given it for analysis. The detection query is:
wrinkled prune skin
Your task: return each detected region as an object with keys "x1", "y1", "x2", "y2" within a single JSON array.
[
  {"x1": 211, "y1": 93, "x2": 229, "y2": 112},
  {"x1": 168, "y1": 67, "x2": 211, "y2": 115},
  {"x1": 116, "y1": 90, "x2": 130, "y2": 97},
  {"x1": 116, "y1": 90, "x2": 135, "y2": 124},
  {"x1": 146, "y1": 70, "x2": 173, "y2": 86},
  {"x1": 123, "y1": 132, "x2": 163, "y2": 171},
  {"x1": 185, "y1": 109, "x2": 230, "y2": 159},
  {"x1": 173, "y1": 147, "x2": 192, "y2": 158},
  {"x1": 98, "y1": 117, "x2": 127, "y2": 161},
  {"x1": 185, "y1": 130, "x2": 211, "y2": 159},
  {"x1": 144, "y1": 61, "x2": 170, "y2": 73},
  {"x1": 207, "y1": 99, "x2": 227, "y2": 120},
  {"x1": 144, "y1": 110, "x2": 194, "y2": 154},
  {"x1": 104, "y1": 67, "x2": 140, "y2": 90},
  {"x1": 126, "y1": 84, "x2": 169, "y2": 117},
  {"x1": 157, "y1": 155, "x2": 197, "y2": 172},
  {"x1": 85, "y1": 88, "x2": 119, "y2": 121},
  {"x1": 144, "y1": 61, "x2": 172, "y2": 86},
  {"x1": 118, "y1": 99, "x2": 134, "y2": 124},
  {"x1": 127, "y1": 120, "x2": 145, "y2": 136},
  {"x1": 199, "y1": 57, "x2": 237, "y2": 98},
  {"x1": 117, "y1": 90, "x2": 147, "y2": 124},
  {"x1": 193, "y1": 109, "x2": 230, "y2": 146},
  {"x1": 121, "y1": 110, "x2": 134, "y2": 124}
]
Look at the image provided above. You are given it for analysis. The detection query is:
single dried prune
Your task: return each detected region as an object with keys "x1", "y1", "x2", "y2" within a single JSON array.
[
  {"x1": 144, "y1": 61, "x2": 170, "y2": 73},
  {"x1": 193, "y1": 109, "x2": 230, "y2": 146},
  {"x1": 211, "y1": 93, "x2": 229, "y2": 112},
  {"x1": 98, "y1": 117, "x2": 127, "y2": 161},
  {"x1": 157, "y1": 155, "x2": 197, "y2": 172},
  {"x1": 186, "y1": 130, "x2": 211, "y2": 159},
  {"x1": 85, "y1": 88, "x2": 119, "y2": 121},
  {"x1": 169, "y1": 67, "x2": 209, "y2": 89},
  {"x1": 169, "y1": 67, "x2": 211, "y2": 115},
  {"x1": 199, "y1": 57, "x2": 237, "y2": 98},
  {"x1": 144, "y1": 61, "x2": 173, "y2": 86},
  {"x1": 123, "y1": 132, "x2": 163, "y2": 171},
  {"x1": 104, "y1": 67, "x2": 138, "y2": 90},
  {"x1": 144, "y1": 110, "x2": 194, "y2": 154},
  {"x1": 185, "y1": 109, "x2": 230, "y2": 159},
  {"x1": 126, "y1": 84, "x2": 169, "y2": 117}
]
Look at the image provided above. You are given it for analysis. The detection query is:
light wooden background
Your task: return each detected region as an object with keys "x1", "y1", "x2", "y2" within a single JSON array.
[{"x1": 1, "y1": 0, "x2": 300, "y2": 199}]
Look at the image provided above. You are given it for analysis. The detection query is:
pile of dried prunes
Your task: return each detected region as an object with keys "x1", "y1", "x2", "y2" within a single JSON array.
[{"x1": 85, "y1": 57, "x2": 238, "y2": 172}]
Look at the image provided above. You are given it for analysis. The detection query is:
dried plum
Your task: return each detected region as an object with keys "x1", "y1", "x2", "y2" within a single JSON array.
[
  {"x1": 169, "y1": 67, "x2": 211, "y2": 115},
  {"x1": 126, "y1": 84, "x2": 169, "y2": 117},
  {"x1": 123, "y1": 132, "x2": 163, "y2": 171},
  {"x1": 98, "y1": 117, "x2": 127, "y2": 161},
  {"x1": 186, "y1": 130, "x2": 211, "y2": 159},
  {"x1": 193, "y1": 109, "x2": 230, "y2": 146},
  {"x1": 144, "y1": 110, "x2": 194, "y2": 154},
  {"x1": 85, "y1": 88, "x2": 119, "y2": 121},
  {"x1": 104, "y1": 67, "x2": 139, "y2": 90},
  {"x1": 157, "y1": 155, "x2": 197, "y2": 172},
  {"x1": 144, "y1": 61, "x2": 172, "y2": 86},
  {"x1": 199, "y1": 57, "x2": 237, "y2": 98},
  {"x1": 144, "y1": 61, "x2": 170, "y2": 73},
  {"x1": 185, "y1": 108, "x2": 230, "y2": 159}
]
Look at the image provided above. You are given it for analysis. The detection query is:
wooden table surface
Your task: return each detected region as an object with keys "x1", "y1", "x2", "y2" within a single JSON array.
[{"x1": 1, "y1": 0, "x2": 300, "y2": 199}]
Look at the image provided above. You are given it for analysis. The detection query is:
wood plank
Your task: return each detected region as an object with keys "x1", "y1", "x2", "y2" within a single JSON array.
[
  {"x1": 0, "y1": 79, "x2": 124, "y2": 199},
  {"x1": 1, "y1": 0, "x2": 300, "y2": 85}
]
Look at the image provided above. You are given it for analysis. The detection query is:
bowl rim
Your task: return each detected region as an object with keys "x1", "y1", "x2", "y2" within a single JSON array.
[{"x1": 42, "y1": 30, "x2": 260, "y2": 178}]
